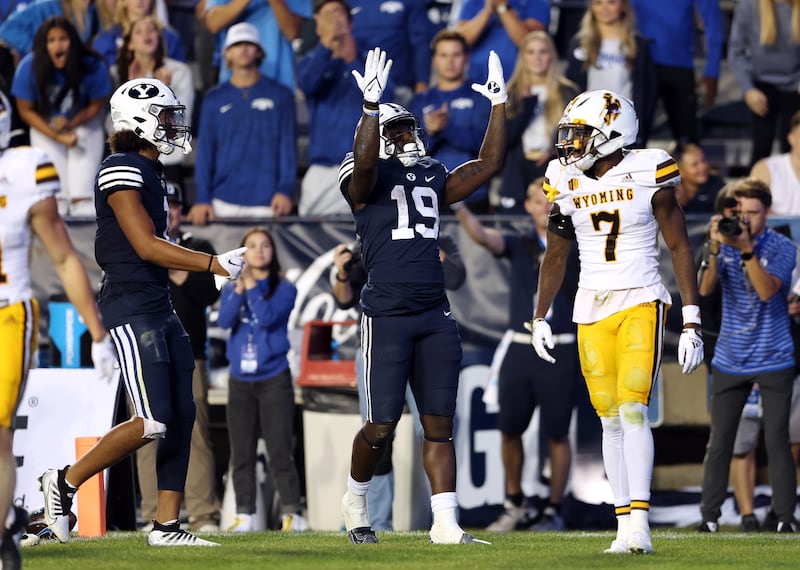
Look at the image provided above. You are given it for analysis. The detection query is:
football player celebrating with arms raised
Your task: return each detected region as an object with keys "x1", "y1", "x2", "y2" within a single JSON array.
[
  {"x1": 338, "y1": 47, "x2": 506, "y2": 545},
  {"x1": 526, "y1": 90, "x2": 704, "y2": 555},
  {"x1": 39, "y1": 78, "x2": 247, "y2": 547},
  {"x1": 0, "y1": 91, "x2": 116, "y2": 570}
]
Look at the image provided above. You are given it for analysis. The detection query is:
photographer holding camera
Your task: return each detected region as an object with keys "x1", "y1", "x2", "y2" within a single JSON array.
[{"x1": 697, "y1": 177, "x2": 798, "y2": 533}]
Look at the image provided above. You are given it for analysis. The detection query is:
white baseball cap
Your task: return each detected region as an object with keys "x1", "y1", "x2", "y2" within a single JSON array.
[{"x1": 224, "y1": 22, "x2": 264, "y2": 52}]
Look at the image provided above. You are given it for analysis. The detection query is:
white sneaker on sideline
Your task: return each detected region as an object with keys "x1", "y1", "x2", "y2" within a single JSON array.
[
  {"x1": 227, "y1": 513, "x2": 252, "y2": 532},
  {"x1": 486, "y1": 500, "x2": 528, "y2": 531},
  {"x1": 147, "y1": 521, "x2": 219, "y2": 546},
  {"x1": 281, "y1": 513, "x2": 309, "y2": 532}
]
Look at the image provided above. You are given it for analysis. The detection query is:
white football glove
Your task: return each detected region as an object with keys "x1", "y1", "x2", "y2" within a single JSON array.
[
  {"x1": 352, "y1": 47, "x2": 393, "y2": 104},
  {"x1": 217, "y1": 246, "x2": 248, "y2": 280},
  {"x1": 91, "y1": 336, "x2": 117, "y2": 383},
  {"x1": 471, "y1": 50, "x2": 507, "y2": 106},
  {"x1": 523, "y1": 318, "x2": 556, "y2": 364},
  {"x1": 678, "y1": 328, "x2": 704, "y2": 374}
]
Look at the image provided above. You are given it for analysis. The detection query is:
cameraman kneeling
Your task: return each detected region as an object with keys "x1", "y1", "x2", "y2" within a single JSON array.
[{"x1": 697, "y1": 178, "x2": 798, "y2": 533}]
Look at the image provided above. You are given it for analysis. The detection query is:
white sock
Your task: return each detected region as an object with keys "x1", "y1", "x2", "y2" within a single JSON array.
[
  {"x1": 430, "y1": 492, "x2": 460, "y2": 532},
  {"x1": 347, "y1": 475, "x2": 371, "y2": 497},
  {"x1": 615, "y1": 514, "x2": 630, "y2": 542},
  {"x1": 619, "y1": 402, "x2": 653, "y2": 504},
  {"x1": 601, "y1": 416, "x2": 630, "y2": 506},
  {"x1": 630, "y1": 507, "x2": 650, "y2": 534}
]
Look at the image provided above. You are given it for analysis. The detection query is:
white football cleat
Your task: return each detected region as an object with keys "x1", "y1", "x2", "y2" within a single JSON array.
[
  {"x1": 627, "y1": 531, "x2": 653, "y2": 554},
  {"x1": 430, "y1": 524, "x2": 491, "y2": 545},
  {"x1": 604, "y1": 539, "x2": 629, "y2": 554},
  {"x1": 39, "y1": 468, "x2": 74, "y2": 543},
  {"x1": 147, "y1": 521, "x2": 219, "y2": 546},
  {"x1": 341, "y1": 492, "x2": 377, "y2": 544}
]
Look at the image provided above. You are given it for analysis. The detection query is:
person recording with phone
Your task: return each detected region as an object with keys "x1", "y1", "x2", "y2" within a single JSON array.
[{"x1": 697, "y1": 177, "x2": 798, "y2": 533}]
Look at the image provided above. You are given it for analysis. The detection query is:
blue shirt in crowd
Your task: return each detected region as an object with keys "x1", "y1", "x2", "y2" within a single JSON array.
[
  {"x1": 218, "y1": 277, "x2": 297, "y2": 381},
  {"x1": 11, "y1": 52, "x2": 112, "y2": 120},
  {"x1": 712, "y1": 228, "x2": 796, "y2": 375},
  {"x1": 349, "y1": 0, "x2": 432, "y2": 92},
  {"x1": 457, "y1": 0, "x2": 550, "y2": 85},
  {"x1": 296, "y1": 44, "x2": 367, "y2": 167},
  {"x1": 195, "y1": 75, "x2": 297, "y2": 207},
  {"x1": 206, "y1": 0, "x2": 311, "y2": 90},
  {"x1": 631, "y1": 0, "x2": 723, "y2": 78},
  {"x1": 0, "y1": 0, "x2": 98, "y2": 57}
]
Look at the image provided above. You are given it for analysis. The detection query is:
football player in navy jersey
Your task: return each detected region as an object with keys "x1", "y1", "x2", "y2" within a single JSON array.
[
  {"x1": 39, "y1": 78, "x2": 247, "y2": 548},
  {"x1": 338, "y1": 47, "x2": 506, "y2": 545}
]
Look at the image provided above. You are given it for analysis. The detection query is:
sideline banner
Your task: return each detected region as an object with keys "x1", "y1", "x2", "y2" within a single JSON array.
[{"x1": 13, "y1": 368, "x2": 120, "y2": 532}]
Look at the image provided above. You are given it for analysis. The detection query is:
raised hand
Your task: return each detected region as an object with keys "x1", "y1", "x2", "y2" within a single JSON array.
[
  {"x1": 471, "y1": 50, "x2": 507, "y2": 106},
  {"x1": 352, "y1": 47, "x2": 393, "y2": 104}
]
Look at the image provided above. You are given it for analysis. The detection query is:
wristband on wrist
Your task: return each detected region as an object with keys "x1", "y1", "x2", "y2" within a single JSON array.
[
  {"x1": 335, "y1": 272, "x2": 349, "y2": 282},
  {"x1": 363, "y1": 105, "x2": 379, "y2": 117},
  {"x1": 496, "y1": 4, "x2": 509, "y2": 14},
  {"x1": 741, "y1": 250, "x2": 755, "y2": 261},
  {"x1": 450, "y1": 201, "x2": 465, "y2": 211},
  {"x1": 681, "y1": 304, "x2": 702, "y2": 326},
  {"x1": 206, "y1": 254, "x2": 214, "y2": 272}
]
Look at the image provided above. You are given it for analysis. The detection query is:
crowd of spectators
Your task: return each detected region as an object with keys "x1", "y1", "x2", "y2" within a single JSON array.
[{"x1": 0, "y1": 0, "x2": 781, "y2": 219}]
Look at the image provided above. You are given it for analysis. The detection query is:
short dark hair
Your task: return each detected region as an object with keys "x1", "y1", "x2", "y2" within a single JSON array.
[
  {"x1": 430, "y1": 29, "x2": 468, "y2": 54},
  {"x1": 314, "y1": 0, "x2": 351, "y2": 18},
  {"x1": 108, "y1": 130, "x2": 155, "y2": 154}
]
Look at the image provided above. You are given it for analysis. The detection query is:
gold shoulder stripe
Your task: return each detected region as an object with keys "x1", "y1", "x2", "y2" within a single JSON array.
[
  {"x1": 655, "y1": 158, "x2": 679, "y2": 184},
  {"x1": 35, "y1": 162, "x2": 59, "y2": 184},
  {"x1": 543, "y1": 181, "x2": 560, "y2": 203}
]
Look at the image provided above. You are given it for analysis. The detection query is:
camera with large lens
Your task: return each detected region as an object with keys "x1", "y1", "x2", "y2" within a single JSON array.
[{"x1": 717, "y1": 215, "x2": 742, "y2": 237}]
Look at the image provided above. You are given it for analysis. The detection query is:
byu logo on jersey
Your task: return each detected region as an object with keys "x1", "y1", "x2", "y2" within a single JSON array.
[{"x1": 129, "y1": 83, "x2": 160, "y2": 99}]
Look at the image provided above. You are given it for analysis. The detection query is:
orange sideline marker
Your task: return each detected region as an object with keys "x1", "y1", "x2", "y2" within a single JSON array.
[{"x1": 75, "y1": 436, "x2": 106, "y2": 537}]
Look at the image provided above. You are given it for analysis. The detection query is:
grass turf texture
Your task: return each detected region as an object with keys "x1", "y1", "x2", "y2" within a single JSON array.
[{"x1": 20, "y1": 529, "x2": 798, "y2": 569}]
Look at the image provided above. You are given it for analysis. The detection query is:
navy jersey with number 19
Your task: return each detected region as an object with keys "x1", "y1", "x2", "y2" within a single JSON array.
[{"x1": 339, "y1": 154, "x2": 449, "y2": 316}]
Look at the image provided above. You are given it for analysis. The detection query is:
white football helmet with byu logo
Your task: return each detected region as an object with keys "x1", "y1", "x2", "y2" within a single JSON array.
[
  {"x1": 110, "y1": 78, "x2": 192, "y2": 155},
  {"x1": 555, "y1": 90, "x2": 638, "y2": 171},
  {"x1": 378, "y1": 103, "x2": 426, "y2": 167}
]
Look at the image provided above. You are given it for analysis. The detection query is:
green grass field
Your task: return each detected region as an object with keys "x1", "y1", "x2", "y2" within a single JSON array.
[{"x1": 19, "y1": 528, "x2": 799, "y2": 569}]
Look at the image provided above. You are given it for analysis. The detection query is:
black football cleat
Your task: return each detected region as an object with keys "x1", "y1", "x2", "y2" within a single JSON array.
[
  {"x1": 1, "y1": 506, "x2": 29, "y2": 570},
  {"x1": 347, "y1": 526, "x2": 378, "y2": 544}
]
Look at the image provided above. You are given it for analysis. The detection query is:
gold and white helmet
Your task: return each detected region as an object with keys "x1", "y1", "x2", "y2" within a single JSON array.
[{"x1": 555, "y1": 90, "x2": 638, "y2": 171}]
